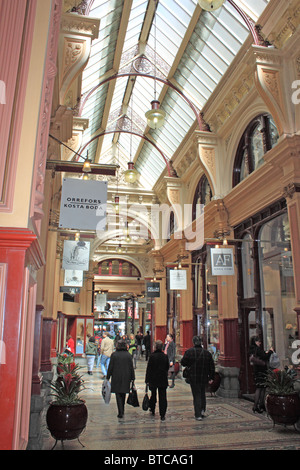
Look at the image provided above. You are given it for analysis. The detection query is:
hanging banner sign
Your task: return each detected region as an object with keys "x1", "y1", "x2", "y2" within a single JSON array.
[
  {"x1": 169, "y1": 269, "x2": 187, "y2": 290},
  {"x1": 211, "y1": 248, "x2": 235, "y2": 276},
  {"x1": 62, "y1": 240, "x2": 90, "y2": 271},
  {"x1": 60, "y1": 286, "x2": 80, "y2": 294},
  {"x1": 64, "y1": 270, "x2": 83, "y2": 287},
  {"x1": 59, "y1": 178, "x2": 107, "y2": 230},
  {"x1": 146, "y1": 282, "x2": 160, "y2": 297}
]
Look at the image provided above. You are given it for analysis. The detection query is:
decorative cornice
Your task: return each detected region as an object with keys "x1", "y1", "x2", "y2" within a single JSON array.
[
  {"x1": 283, "y1": 183, "x2": 300, "y2": 200},
  {"x1": 60, "y1": 12, "x2": 100, "y2": 40}
]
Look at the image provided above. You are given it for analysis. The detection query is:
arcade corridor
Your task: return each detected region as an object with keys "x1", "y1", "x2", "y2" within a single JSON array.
[{"x1": 42, "y1": 358, "x2": 300, "y2": 452}]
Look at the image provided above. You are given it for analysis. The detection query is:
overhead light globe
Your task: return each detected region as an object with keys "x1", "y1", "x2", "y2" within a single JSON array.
[
  {"x1": 114, "y1": 195, "x2": 120, "y2": 213},
  {"x1": 198, "y1": 0, "x2": 225, "y2": 11},
  {"x1": 124, "y1": 162, "x2": 138, "y2": 184},
  {"x1": 82, "y1": 158, "x2": 91, "y2": 173},
  {"x1": 145, "y1": 100, "x2": 166, "y2": 129}
]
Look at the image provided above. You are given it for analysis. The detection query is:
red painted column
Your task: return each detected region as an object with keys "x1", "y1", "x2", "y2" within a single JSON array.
[
  {"x1": 180, "y1": 320, "x2": 194, "y2": 354},
  {"x1": 218, "y1": 318, "x2": 240, "y2": 367},
  {"x1": 155, "y1": 326, "x2": 167, "y2": 343},
  {"x1": 0, "y1": 229, "x2": 37, "y2": 450}
]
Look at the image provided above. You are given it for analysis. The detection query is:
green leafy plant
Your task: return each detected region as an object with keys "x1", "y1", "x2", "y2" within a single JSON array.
[
  {"x1": 263, "y1": 369, "x2": 295, "y2": 395},
  {"x1": 50, "y1": 354, "x2": 85, "y2": 405}
]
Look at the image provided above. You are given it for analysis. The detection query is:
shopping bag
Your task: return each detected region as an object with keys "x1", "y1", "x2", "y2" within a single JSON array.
[
  {"x1": 142, "y1": 385, "x2": 150, "y2": 411},
  {"x1": 102, "y1": 379, "x2": 111, "y2": 404},
  {"x1": 127, "y1": 382, "x2": 139, "y2": 407}
]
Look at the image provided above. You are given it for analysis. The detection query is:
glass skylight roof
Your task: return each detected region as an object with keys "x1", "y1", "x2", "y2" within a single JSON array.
[{"x1": 79, "y1": 0, "x2": 270, "y2": 188}]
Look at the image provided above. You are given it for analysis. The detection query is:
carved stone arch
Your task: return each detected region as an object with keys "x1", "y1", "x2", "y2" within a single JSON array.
[
  {"x1": 186, "y1": 165, "x2": 206, "y2": 206},
  {"x1": 225, "y1": 101, "x2": 272, "y2": 190}
]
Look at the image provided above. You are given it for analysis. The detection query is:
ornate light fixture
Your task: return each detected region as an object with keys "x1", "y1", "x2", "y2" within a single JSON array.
[
  {"x1": 123, "y1": 221, "x2": 131, "y2": 242},
  {"x1": 145, "y1": 1, "x2": 166, "y2": 130},
  {"x1": 114, "y1": 146, "x2": 120, "y2": 212},
  {"x1": 198, "y1": 0, "x2": 225, "y2": 11},
  {"x1": 124, "y1": 88, "x2": 139, "y2": 184},
  {"x1": 82, "y1": 151, "x2": 91, "y2": 173},
  {"x1": 124, "y1": 161, "x2": 138, "y2": 183},
  {"x1": 145, "y1": 100, "x2": 166, "y2": 129},
  {"x1": 114, "y1": 195, "x2": 120, "y2": 213}
]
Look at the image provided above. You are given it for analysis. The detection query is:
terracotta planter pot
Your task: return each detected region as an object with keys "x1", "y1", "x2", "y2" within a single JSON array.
[
  {"x1": 266, "y1": 393, "x2": 300, "y2": 426},
  {"x1": 46, "y1": 400, "x2": 88, "y2": 442}
]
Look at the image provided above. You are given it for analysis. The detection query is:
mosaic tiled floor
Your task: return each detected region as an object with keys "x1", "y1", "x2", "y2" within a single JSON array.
[{"x1": 42, "y1": 358, "x2": 300, "y2": 451}]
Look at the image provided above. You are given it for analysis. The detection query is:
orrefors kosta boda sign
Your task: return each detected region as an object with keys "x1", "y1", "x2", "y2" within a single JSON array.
[{"x1": 59, "y1": 178, "x2": 107, "y2": 230}]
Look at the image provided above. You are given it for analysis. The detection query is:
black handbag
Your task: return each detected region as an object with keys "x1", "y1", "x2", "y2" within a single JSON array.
[
  {"x1": 249, "y1": 354, "x2": 266, "y2": 367},
  {"x1": 142, "y1": 385, "x2": 150, "y2": 411},
  {"x1": 127, "y1": 382, "x2": 139, "y2": 407},
  {"x1": 183, "y1": 366, "x2": 191, "y2": 384}
]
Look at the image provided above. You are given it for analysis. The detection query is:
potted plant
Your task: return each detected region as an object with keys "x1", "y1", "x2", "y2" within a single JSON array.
[
  {"x1": 46, "y1": 354, "x2": 88, "y2": 449},
  {"x1": 264, "y1": 369, "x2": 300, "y2": 428}
]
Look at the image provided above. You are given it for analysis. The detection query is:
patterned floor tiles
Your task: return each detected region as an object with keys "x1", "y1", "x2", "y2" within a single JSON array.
[{"x1": 42, "y1": 358, "x2": 300, "y2": 451}]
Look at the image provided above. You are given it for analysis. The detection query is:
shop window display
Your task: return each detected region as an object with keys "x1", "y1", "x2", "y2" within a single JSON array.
[{"x1": 258, "y1": 213, "x2": 297, "y2": 365}]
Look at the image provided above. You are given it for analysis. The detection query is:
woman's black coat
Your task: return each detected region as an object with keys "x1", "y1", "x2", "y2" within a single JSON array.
[
  {"x1": 107, "y1": 349, "x2": 135, "y2": 393},
  {"x1": 145, "y1": 349, "x2": 169, "y2": 389}
]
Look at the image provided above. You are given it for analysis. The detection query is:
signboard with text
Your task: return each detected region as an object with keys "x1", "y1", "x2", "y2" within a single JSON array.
[
  {"x1": 211, "y1": 248, "x2": 234, "y2": 276},
  {"x1": 146, "y1": 282, "x2": 160, "y2": 297},
  {"x1": 59, "y1": 178, "x2": 107, "y2": 230}
]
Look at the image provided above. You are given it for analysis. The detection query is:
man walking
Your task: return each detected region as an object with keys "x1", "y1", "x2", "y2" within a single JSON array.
[
  {"x1": 145, "y1": 340, "x2": 169, "y2": 421},
  {"x1": 100, "y1": 332, "x2": 114, "y2": 378},
  {"x1": 181, "y1": 336, "x2": 215, "y2": 420}
]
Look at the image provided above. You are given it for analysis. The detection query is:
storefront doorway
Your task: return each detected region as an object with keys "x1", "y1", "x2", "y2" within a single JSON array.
[{"x1": 235, "y1": 201, "x2": 297, "y2": 394}]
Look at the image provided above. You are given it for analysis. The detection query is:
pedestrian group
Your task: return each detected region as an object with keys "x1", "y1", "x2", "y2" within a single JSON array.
[{"x1": 65, "y1": 331, "x2": 215, "y2": 421}]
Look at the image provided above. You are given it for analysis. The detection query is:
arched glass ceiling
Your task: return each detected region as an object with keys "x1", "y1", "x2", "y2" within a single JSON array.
[{"x1": 80, "y1": 0, "x2": 270, "y2": 189}]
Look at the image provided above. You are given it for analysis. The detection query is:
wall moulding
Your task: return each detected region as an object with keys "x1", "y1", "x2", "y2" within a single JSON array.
[{"x1": 58, "y1": 12, "x2": 100, "y2": 105}]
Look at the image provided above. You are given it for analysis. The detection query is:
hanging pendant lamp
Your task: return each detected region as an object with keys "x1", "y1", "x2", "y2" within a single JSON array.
[
  {"x1": 82, "y1": 151, "x2": 91, "y2": 173},
  {"x1": 145, "y1": 100, "x2": 166, "y2": 129},
  {"x1": 124, "y1": 89, "x2": 139, "y2": 184},
  {"x1": 198, "y1": 0, "x2": 225, "y2": 11},
  {"x1": 124, "y1": 162, "x2": 138, "y2": 184},
  {"x1": 145, "y1": 1, "x2": 166, "y2": 130}
]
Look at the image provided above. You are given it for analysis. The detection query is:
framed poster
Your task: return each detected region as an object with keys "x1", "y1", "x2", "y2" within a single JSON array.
[
  {"x1": 169, "y1": 269, "x2": 187, "y2": 290},
  {"x1": 64, "y1": 269, "x2": 83, "y2": 287},
  {"x1": 62, "y1": 240, "x2": 90, "y2": 271}
]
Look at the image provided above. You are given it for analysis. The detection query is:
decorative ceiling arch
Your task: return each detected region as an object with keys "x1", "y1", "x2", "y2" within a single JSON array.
[
  {"x1": 79, "y1": 129, "x2": 172, "y2": 176},
  {"x1": 79, "y1": 71, "x2": 204, "y2": 131}
]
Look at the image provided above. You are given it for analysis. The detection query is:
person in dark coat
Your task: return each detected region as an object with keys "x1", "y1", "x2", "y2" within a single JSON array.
[
  {"x1": 181, "y1": 336, "x2": 215, "y2": 420},
  {"x1": 145, "y1": 340, "x2": 169, "y2": 421},
  {"x1": 163, "y1": 334, "x2": 176, "y2": 388},
  {"x1": 249, "y1": 335, "x2": 273, "y2": 413},
  {"x1": 107, "y1": 340, "x2": 135, "y2": 419},
  {"x1": 143, "y1": 331, "x2": 151, "y2": 361}
]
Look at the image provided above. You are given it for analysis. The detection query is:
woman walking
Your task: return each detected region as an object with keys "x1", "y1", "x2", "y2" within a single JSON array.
[
  {"x1": 249, "y1": 335, "x2": 273, "y2": 413},
  {"x1": 107, "y1": 340, "x2": 135, "y2": 419}
]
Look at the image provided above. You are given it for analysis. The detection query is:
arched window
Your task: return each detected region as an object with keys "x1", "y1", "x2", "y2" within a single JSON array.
[
  {"x1": 192, "y1": 174, "x2": 212, "y2": 219},
  {"x1": 233, "y1": 114, "x2": 279, "y2": 187},
  {"x1": 98, "y1": 259, "x2": 141, "y2": 277}
]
